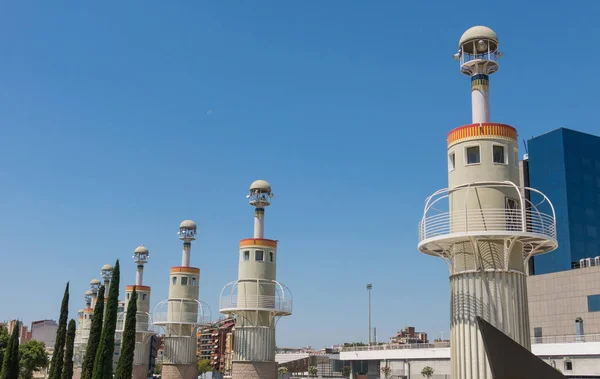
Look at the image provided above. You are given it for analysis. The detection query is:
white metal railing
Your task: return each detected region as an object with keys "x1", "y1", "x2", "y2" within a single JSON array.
[
  {"x1": 219, "y1": 294, "x2": 292, "y2": 313},
  {"x1": 341, "y1": 334, "x2": 600, "y2": 352},
  {"x1": 418, "y1": 208, "x2": 556, "y2": 242}
]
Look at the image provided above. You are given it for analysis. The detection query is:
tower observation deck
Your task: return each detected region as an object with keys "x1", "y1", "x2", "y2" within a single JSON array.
[{"x1": 418, "y1": 26, "x2": 557, "y2": 379}]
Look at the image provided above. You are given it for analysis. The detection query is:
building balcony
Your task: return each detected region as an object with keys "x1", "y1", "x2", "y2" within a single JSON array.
[
  {"x1": 219, "y1": 279, "x2": 292, "y2": 316},
  {"x1": 418, "y1": 182, "x2": 558, "y2": 259}
]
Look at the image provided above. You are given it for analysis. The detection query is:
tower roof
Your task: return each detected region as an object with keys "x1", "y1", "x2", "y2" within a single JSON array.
[
  {"x1": 250, "y1": 179, "x2": 271, "y2": 192},
  {"x1": 90, "y1": 278, "x2": 101, "y2": 285},
  {"x1": 459, "y1": 25, "x2": 498, "y2": 47},
  {"x1": 101, "y1": 264, "x2": 113, "y2": 271},
  {"x1": 134, "y1": 245, "x2": 149, "y2": 254},
  {"x1": 85, "y1": 290, "x2": 93, "y2": 296},
  {"x1": 179, "y1": 220, "x2": 197, "y2": 229}
]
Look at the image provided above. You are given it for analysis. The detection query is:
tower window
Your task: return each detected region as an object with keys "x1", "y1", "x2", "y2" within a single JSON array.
[
  {"x1": 255, "y1": 250, "x2": 264, "y2": 261},
  {"x1": 172, "y1": 277, "x2": 177, "y2": 285},
  {"x1": 192, "y1": 277, "x2": 197, "y2": 286},
  {"x1": 465, "y1": 146, "x2": 480, "y2": 165},
  {"x1": 448, "y1": 152, "x2": 456, "y2": 171},
  {"x1": 181, "y1": 277, "x2": 188, "y2": 286},
  {"x1": 514, "y1": 149, "x2": 519, "y2": 167},
  {"x1": 565, "y1": 361, "x2": 573, "y2": 371},
  {"x1": 243, "y1": 251, "x2": 250, "y2": 261},
  {"x1": 493, "y1": 144, "x2": 506, "y2": 164},
  {"x1": 269, "y1": 251, "x2": 274, "y2": 262},
  {"x1": 142, "y1": 294, "x2": 147, "y2": 301}
]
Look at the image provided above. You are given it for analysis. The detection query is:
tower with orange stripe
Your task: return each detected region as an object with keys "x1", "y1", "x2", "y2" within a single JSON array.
[
  {"x1": 418, "y1": 26, "x2": 558, "y2": 379},
  {"x1": 220, "y1": 180, "x2": 293, "y2": 379},
  {"x1": 154, "y1": 220, "x2": 203, "y2": 379},
  {"x1": 119, "y1": 245, "x2": 153, "y2": 379}
]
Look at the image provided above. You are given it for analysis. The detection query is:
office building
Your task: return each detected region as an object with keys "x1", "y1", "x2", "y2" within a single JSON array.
[
  {"x1": 525, "y1": 128, "x2": 600, "y2": 274},
  {"x1": 30, "y1": 320, "x2": 58, "y2": 347}
]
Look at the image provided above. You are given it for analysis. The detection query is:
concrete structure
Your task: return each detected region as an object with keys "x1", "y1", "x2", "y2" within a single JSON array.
[
  {"x1": 90, "y1": 278, "x2": 101, "y2": 309},
  {"x1": 101, "y1": 263, "x2": 114, "y2": 301},
  {"x1": 521, "y1": 128, "x2": 600, "y2": 274},
  {"x1": 118, "y1": 245, "x2": 153, "y2": 379},
  {"x1": 418, "y1": 26, "x2": 558, "y2": 379},
  {"x1": 154, "y1": 220, "x2": 207, "y2": 379},
  {"x1": 528, "y1": 264, "x2": 600, "y2": 340},
  {"x1": 339, "y1": 337, "x2": 600, "y2": 378},
  {"x1": 30, "y1": 320, "x2": 58, "y2": 347},
  {"x1": 220, "y1": 180, "x2": 293, "y2": 379}
]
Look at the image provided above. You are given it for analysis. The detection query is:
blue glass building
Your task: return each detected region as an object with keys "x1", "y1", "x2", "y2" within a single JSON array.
[{"x1": 527, "y1": 128, "x2": 600, "y2": 275}]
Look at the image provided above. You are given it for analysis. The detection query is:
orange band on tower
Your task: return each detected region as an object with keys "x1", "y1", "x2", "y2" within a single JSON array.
[
  {"x1": 447, "y1": 123, "x2": 517, "y2": 146},
  {"x1": 170, "y1": 266, "x2": 200, "y2": 274},
  {"x1": 126, "y1": 285, "x2": 151, "y2": 291},
  {"x1": 240, "y1": 238, "x2": 278, "y2": 248}
]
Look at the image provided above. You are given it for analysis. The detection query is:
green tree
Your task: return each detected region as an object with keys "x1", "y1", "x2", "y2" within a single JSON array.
[
  {"x1": 0, "y1": 323, "x2": 20, "y2": 379},
  {"x1": 81, "y1": 285, "x2": 105, "y2": 379},
  {"x1": 0, "y1": 326, "x2": 9, "y2": 373},
  {"x1": 19, "y1": 340, "x2": 49, "y2": 379},
  {"x1": 341, "y1": 366, "x2": 351, "y2": 378},
  {"x1": 308, "y1": 365, "x2": 318, "y2": 378},
  {"x1": 153, "y1": 363, "x2": 162, "y2": 375},
  {"x1": 421, "y1": 366, "x2": 434, "y2": 378},
  {"x1": 61, "y1": 320, "x2": 76, "y2": 379},
  {"x1": 197, "y1": 359, "x2": 212, "y2": 375},
  {"x1": 114, "y1": 287, "x2": 137, "y2": 379},
  {"x1": 49, "y1": 283, "x2": 70, "y2": 379},
  {"x1": 92, "y1": 260, "x2": 120, "y2": 379},
  {"x1": 278, "y1": 366, "x2": 288, "y2": 378}
]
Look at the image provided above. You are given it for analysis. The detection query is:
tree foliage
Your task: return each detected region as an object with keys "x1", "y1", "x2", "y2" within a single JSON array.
[
  {"x1": 0, "y1": 326, "x2": 9, "y2": 373},
  {"x1": 49, "y1": 283, "x2": 70, "y2": 379},
  {"x1": 19, "y1": 340, "x2": 49, "y2": 379},
  {"x1": 0, "y1": 323, "x2": 20, "y2": 379},
  {"x1": 421, "y1": 366, "x2": 434, "y2": 378},
  {"x1": 342, "y1": 366, "x2": 351, "y2": 378},
  {"x1": 81, "y1": 285, "x2": 105, "y2": 379},
  {"x1": 61, "y1": 320, "x2": 76, "y2": 379},
  {"x1": 197, "y1": 359, "x2": 212, "y2": 375},
  {"x1": 308, "y1": 365, "x2": 318, "y2": 377},
  {"x1": 114, "y1": 287, "x2": 137, "y2": 379},
  {"x1": 278, "y1": 366, "x2": 288, "y2": 378},
  {"x1": 92, "y1": 261, "x2": 120, "y2": 379}
]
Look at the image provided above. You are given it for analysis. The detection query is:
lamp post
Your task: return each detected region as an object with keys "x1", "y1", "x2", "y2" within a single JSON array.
[{"x1": 366, "y1": 284, "x2": 372, "y2": 346}]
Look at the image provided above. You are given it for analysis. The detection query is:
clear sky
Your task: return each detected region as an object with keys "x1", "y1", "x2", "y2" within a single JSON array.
[{"x1": 0, "y1": 1, "x2": 599, "y2": 349}]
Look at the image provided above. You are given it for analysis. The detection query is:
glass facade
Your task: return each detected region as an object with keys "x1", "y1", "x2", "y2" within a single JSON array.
[{"x1": 528, "y1": 128, "x2": 600, "y2": 274}]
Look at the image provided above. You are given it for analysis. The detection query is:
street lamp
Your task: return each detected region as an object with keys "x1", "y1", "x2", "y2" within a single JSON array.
[{"x1": 366, "y1": 283, "x2": 372, "y2": 346}]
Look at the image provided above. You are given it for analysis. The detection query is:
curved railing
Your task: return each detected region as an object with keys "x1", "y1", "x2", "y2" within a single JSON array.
[
  {"x1": 219, "y1": 279, "x2": 293, "y2": 315},
  {"x1": 419, "y1": 182, "x2": 557, "y2": 244},
  {"x1": 418, "y1": 208, "x2": 556, "y2": 242},
  {"x1": 152, "y1": 299, "x2": 212, "y2": 326}
]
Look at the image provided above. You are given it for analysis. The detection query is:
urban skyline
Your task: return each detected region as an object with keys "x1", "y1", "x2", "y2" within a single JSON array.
[{"x1": 1, "y1": 1, "x2": 599, "y2": 350}]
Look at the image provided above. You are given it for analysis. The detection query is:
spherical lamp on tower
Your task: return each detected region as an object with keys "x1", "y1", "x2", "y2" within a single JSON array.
[
  {"x1": 418, "y1": 26, "x2": 557, "y2": 379},
  {"x1": 220, "y1": 180, "x2": 292, "y2": 379}
]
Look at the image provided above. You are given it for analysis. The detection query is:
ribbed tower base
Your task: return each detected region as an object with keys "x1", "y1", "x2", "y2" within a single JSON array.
[
  {"x1": 72, "y1": 367, "x2": 82, "y2": 379},
  {"x1": 232, "y1": 361, "x2": 277, "y2": 379},
  {"x1": 450, "y1": 270, "x2": 530, "y2": 379},
  {"x1": 161, "y1": 364, "x2": 197, "y2": 379},
  {"x1": 132, "y1": 364, "x2": 148, "y2": 379}
]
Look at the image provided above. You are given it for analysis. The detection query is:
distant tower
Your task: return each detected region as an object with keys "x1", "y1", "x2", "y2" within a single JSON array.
[
  {"x1": 220, "y1": 180, "x2": 293, "y2": 379},
  {"x1": 101, "y1": 264, "x2": 114, "y2": 300},
  {"x1": 154, "y1": 221, "x2": 208, "y2": 379},
  {"x1": 119, "y1": 245, "x2": 153, "y2": 379},
  {"x1": 419, "y1": 26, "x2": 558, "y2": 379},
  {"x1": 89, "y1": 279, "x2": 101, "y2": 309}
]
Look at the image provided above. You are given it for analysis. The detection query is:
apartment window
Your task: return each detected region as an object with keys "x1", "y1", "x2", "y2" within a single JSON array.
[
  {"x1": 243, "y1": 251, "x2": 250, "y2": 261},
  {"x1": 142, "y1": 294, "x2": 147, "y2": 301},
  {"x1": 465, "y1": 146, "x2": 480, "y2": 165},
  {"x1": 492, "y1": 144, "x2": 506, "y2": 164},
  {"x1": 192, "y1": 277, "x2": 197, "y2": 286},
  {"x1": 255, "y1": 250, "x2": 264, "y2": 261},
  {"x1": 172, "y1": 277, "x2": 177, "y2": 285},
  {"x1": 588, "y1": 294, "x2": 600, "y2": 312},
  {"x1": 533, "y1": 327, "x2": 542, "y2": 338},
  {"x1": 575, "y1": 318, "x2": 584, "y2": 337},
  {"x1": 269, "y1": 251, "x2": 274, "y2": 262},
  {"x1": 181, "y1": 277, "x2": 188, "y2": 286},
  {"x1": 448, "y1": 152, "x2": 456, "y2": 171}
]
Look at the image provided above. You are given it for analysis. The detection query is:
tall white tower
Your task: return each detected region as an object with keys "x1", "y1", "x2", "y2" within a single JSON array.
[
  {"x1": 101, "y1": 264, "x2": 113, "y2": 302},
  {"x1": 118, "y1": 245, "x2": 153, "y2": 379},
  {"x1": 154, "y1": 220, "x2": 209, "y2": 379},
  {"x1": 220, "y1": 180, "x2": 293, "y2": 379},
  {"x1": 418, "y1": 26, "x2": 558, "y2": 379},
  {"x1": 89, "y1": 279, "x2": 101, "y2": 309}
]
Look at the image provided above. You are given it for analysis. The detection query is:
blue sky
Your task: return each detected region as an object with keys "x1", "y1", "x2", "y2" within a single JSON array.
[{"x1": 0, "y1": 1, "x2": 598, "y2": 348}]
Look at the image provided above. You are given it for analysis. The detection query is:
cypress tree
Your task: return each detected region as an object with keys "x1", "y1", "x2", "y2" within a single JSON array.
[
  {"x1": 61, "y1": 319, "x2": 76, "y2": 379},
  {"x1": 49, "y1": 283, "x2": 70, "y2": 379},
  {"x1": 92, "y1": 260, "x2": 120, "y2": 379},
  {"x1": 114, "y1": 287, "x2": 137, "y2": 379},
  {"x1": 81, "y1": 285, "x2": 105, "y2": 379},
  {"x1": 0, "y1": 321, "x2": 20, "y2": 379}
]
